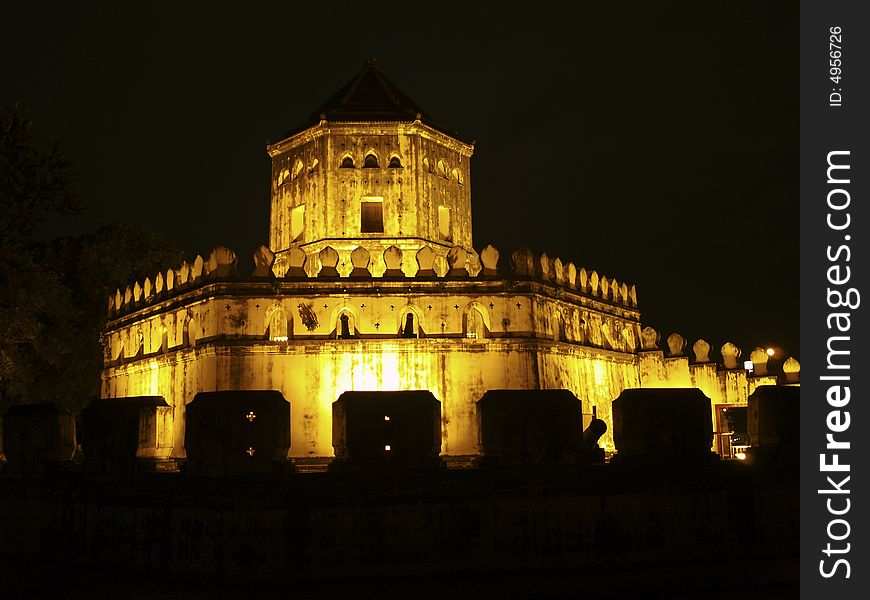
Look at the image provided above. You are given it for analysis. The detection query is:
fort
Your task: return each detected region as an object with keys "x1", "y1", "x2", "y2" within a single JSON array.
[{"x1": 96, "y1": 58, "x2": 800, "y2": 467}]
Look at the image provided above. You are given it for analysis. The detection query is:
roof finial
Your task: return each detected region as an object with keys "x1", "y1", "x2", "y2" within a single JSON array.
[{"x1": 364, "y1": 57, "x2": 378, "y2": 66}]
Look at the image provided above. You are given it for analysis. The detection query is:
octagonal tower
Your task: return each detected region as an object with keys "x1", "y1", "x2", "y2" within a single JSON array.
[{"x1": 267, "y1": 59, "x2": 474, "y2": 277}]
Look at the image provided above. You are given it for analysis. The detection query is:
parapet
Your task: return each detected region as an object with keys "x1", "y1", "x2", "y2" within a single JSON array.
[{"x1": 108, "y1": 242, "x2": 638, "y2": 317}]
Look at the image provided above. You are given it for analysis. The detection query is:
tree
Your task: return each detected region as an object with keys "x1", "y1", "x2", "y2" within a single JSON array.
[
  {"x1": 0, "y1": 107, "x2": 183, "y2": 412},
  {"x1": 0, "y1": 106, "x2": 82, "y2": 251}
]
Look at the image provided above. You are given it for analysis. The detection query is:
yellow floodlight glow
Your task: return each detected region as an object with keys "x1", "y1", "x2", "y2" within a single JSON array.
[
  {"x1": 766, "y1": 348, "x2": 775, "y2": 357},
  {"x1": 735, "y1": 452, "x2": 746, "y2": 460}
]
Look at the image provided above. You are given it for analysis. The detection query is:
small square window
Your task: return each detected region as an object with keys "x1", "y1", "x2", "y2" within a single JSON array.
[{"x1": 361, "y1": 200, "x2": 384, "y2": 233}]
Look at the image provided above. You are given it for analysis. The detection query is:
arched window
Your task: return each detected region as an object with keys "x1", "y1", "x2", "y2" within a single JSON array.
[
  {"x1": 388, "y1": 155, "x2": 403, "y2": 168},
  {"x1": 422, "y1": 157, "x2": 431, "y2": 172},
  {"x1": 452, "y1": 168, "x2": 463, "y2": 185},
  {"x1": 308, "y1": 158, "x2": 319, "y2": 174},
  {"x1": 363, "y1": 152, "x2": 379, "y2": 168},
  {"x1": 339, "y1": 154, "x2": 355, "y2": 169},
  {"x1": 291, "y1": 159, "x2": 304, "y2": 180},
  {"x1": 437, "y1": 160, "x2": 447, "y2": 178}
]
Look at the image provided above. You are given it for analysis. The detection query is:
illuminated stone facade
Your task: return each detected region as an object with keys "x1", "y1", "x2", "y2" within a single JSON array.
[{"x1": 100, "y1": 61, "x2": 799, "y2": 460}]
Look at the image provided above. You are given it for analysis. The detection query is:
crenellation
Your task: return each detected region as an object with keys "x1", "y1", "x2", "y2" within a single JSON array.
[
  {"x1": 749, "y1": 347, "x2": 770, "y2": 376},
  {"x1": 349, "y1": 246, "x2": 371, "y2": 277},
  {"x1": 720, "y1": 342, "x2": 741, "y2": 369},
  {"x1": 589, "y1": 271, "x2": 599, "y2": 297},
  {"x1": 566, "y1": 262, "x2": 576, "y2": 288},
  {"x1": 252, "y1": 245, "x2": 276, "y2": 277},
  {"x1": 191, "y1": 255, "x2": 204, "y2": 281},
  {"x1": 692, "y1": 339, "x2": 711, "y2": 363},
  {"x1": 538, "y1": 252, "x2": 552, "y2": 281},
  {"x1": 553, "y1": 257, "x2": 565, "y2": 286},
  {"x1": 600, "y1": 275, "x2": 609, "y2": 301},
  {"x1": 511, "y1": 247, "x2": 534, "y2": 276},
  {"x1": 446, "y1": 246, "x2": 469, "y2": 277},
  {"x1": 667, "y1": 332, "x2": 686, "y2": 356},
  {"x1": 578, "y1": 267, "x2": 588, "y2": 294},
  {"x1": 479, "y1": 244, "x2": 499, "y2": 276}
]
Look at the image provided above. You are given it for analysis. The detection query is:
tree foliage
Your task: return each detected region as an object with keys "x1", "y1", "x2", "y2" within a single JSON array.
[
  {"x1": 0, "y1": 108, "x2": 183, "y2": 412},
  {"x1": 0, "y1": 106, "x2": 82, "y2": 251}
]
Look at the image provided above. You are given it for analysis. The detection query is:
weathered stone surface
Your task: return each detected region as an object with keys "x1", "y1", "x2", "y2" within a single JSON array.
[
  {"x1": 692, "y1": 339, "x2": 711, "y2": 363},
  {"x1": 511, "y1": 247, "x2": 534, "y2": 276},
  {"x1": 620, "y1": 283, "x2": 628, "y2": 306},
  {"x1": 124, "y1": 286, "x2": 132, "y2": 306},
  {"x1": 479, "y1": 244, "x2": 499, "y2": 275},
  {"x1": 666, "y1": 332, "x2": 685, "y2": 356},
  {"x1": 415, "y1": 245, "x2": 437, "y2": 277},
  {"x1": 155, "y1": 271, "x2": 164, "y2": 294},
  {"x1": 566, "y1": 262, "x2": 577, "y2": 288},
  {"x1": 318, "y1": 246, "x2": 340, "y2": 277},
  {"x1": 177, "y1": 262, "x2": 190, "y2": 285},
  {"x1": 382, "y1": 245, "x2": 404, "y2": 276},
  {"x1": 629, "y1": 284, "x2": 637, "y2": 307},
  {"x1": 446, "y1": 246, "x2": 469, "y2": 276},
  {"x1": 284, "y1": 247, "x2": 307, "y2": 277},
  {"x1": 133, "y1": 281, "x2": 142, "y2": 303},
  {"x1": 2, "y1": 404, "x2": 77, "y2": 472},
  {"x1": 143, "y1": 277, "x2": 153, "y2": 299},
  {"x1": 611, "y1": 279, "x2": 620, "y2": 304},
  {"x1": 553, "y1": 258, "x2": 565, "y2": 285},
  {"x1": 165, "y1": 269, "x2": 175, "y2": 291},
  {"x1": 207, "y1": 246, "x2": 237, "y2": 278},
  {"x1": 191, "y1": 255, "x2": 204, "y2": 280},
  {"x1": 782, "y1": 357, "x2": 800, "y2": 384},
  {"x1": 640, "y1": 326, "x2": 659, "y2": 350},
  {"x1": 538, "y1": 252, "x2": 552, "y2": 280},
  {"x1": 578, "y1": 267, "x2": 588, "y2": 293},
  {"x1": 252, "y1": 245, "x2": 276, "y2": 277},
  {"x1": 749, "y1": 347, "x2": 770, "y2": 376},
  {"x1": 589, "y1": 271, "x2": 599, "y2": 296},
  {"x1": 720, "y1": 342, "x2": 741, "y2": 369},
  {"x1": 600, "y1": 276, "x2": 609, "y2": 300},
  {"x1": 349, "y1": 246, "x2": 371, "y2": 277}
]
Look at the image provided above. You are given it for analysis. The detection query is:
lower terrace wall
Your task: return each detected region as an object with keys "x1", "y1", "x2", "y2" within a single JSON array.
[{"x1": 101, "y1": 339, "x2": 641, "y2": 457}]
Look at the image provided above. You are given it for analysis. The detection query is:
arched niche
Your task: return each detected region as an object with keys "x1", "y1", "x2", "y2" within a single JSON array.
[
  {"x1": 463, "y1": 303, "x2": 491, "y2": 339},
  {"x1": 266, "y1": 306, "x2": 291, "y2": 342},
  {"x1": 397, "y1": 305, "x2": 425, "y2": 338}
]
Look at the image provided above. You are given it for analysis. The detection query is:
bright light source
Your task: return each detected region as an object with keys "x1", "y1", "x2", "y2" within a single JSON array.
[
  {"x1": 735, "y1": 452, "x2": 746, "y2": 460},
  {"x1": 744, "y1": 360, "x2": 754, "y2": 371},
  {"x1": 384, "y1": 415, "x2": 390, "y2": 421},
  {"x1": 766, "y1": 348, "x2": 775, "y2": 357},
  {"x1": 272, "y1": 336, "x2": 288, "y2": 342},
  {"x1": 384, "y1": 445, "x2": 391, "y2": 451}
]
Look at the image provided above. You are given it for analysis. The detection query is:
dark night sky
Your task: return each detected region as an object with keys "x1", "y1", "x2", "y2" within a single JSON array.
[{"x1": 3, "y1": 2, "x2": 798, "y2": 361}]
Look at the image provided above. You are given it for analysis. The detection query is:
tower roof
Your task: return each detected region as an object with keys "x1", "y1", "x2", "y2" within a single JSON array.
[{"x1": 280, "y1": 59, "x2": 467, "y2": 142}]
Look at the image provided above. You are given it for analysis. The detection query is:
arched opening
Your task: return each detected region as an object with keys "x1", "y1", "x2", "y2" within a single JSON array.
[
  {"x1": 388, "y1": 155, "x2": 403, "y2": 168},
  {"x1": 160, "y1": 326, "x2": 169, "y2": 354},
  {"x1": 335, "y1": 310, "x2": 355, "y2": 339},
  {"x1": 437, "y1": 160, "x2": 447, "y2": 178},
  {"x1": 291, "y1": 159, "x2": 304, "y2": 180},
  {"x1": 339, "y1": 154, "x2": 355, "y2": 169},
  {"x1": 308, "y1": 158, "x2": 319, "y2": 174},
  {"x1": 401, "y1": 313, "x2": 416, "y2": 338},
  {"x1": 363, "y1": 152, "x2": 380, "y2": 168}
]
